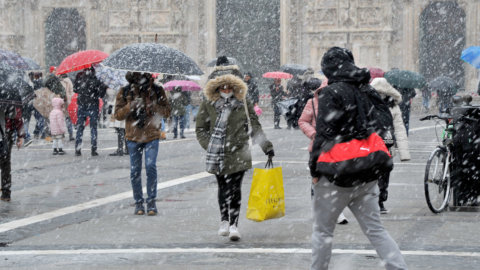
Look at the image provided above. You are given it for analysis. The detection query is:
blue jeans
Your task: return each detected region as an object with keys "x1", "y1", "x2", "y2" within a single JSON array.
[
  {"x1": 127, "y1": 139, "x2": 159, "y2": 204},
  {"x1": 33, "y1": 109, "x2": 46, "y2": 137},
  {"x1": 173, "y1": 115, "x2": 185, "y2": 137},
  {"x1": 75, "y1": 105, "x2": 99, "y2": 150},
  {"x1": 184, "y1": 104, "x2": 192, "y2": 129},
  {"x1": 66, "y1": 116, "x2": 73, "y2": 139}
]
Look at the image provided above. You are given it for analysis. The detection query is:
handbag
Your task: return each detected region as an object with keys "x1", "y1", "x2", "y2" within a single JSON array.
[{"x1": 246, "y1": 160, "x2": 285, "y2": 222}]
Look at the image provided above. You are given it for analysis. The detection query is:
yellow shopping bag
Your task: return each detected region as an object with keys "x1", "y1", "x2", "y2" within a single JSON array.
[{"x1": 246, "y1": 165, "x2": 285, "y2": 222}]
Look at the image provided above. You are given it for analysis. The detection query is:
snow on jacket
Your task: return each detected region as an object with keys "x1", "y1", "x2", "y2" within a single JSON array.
[
  {"x1": 298, "y1": 79, "x2": 328, "y2": 152},
  {"x1": 370, "y1": 78, "x2": 411, "y2": 161},
  {"x1": 49, "y1": 97, "x2": 67, "y2": 136},
  {"x1": 196, "y1": 65, "x2": 273, "y2": 175}
]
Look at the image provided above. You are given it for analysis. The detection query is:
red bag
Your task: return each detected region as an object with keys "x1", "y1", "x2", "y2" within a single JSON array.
[{"x1": 316, "y1": 132, "x2": 392, "y2": 179}]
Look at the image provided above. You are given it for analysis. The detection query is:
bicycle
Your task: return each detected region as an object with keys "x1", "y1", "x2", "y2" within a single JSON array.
[{"x1": 420, "y1": 114, "x2": 454, "y2": 213}]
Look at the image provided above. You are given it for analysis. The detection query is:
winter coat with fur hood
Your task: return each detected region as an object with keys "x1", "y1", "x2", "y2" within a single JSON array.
[
  {"x1": 114, "y1": 75, "x2": 171, "y2": 143},
  {"x1": 370, "y1": 78, "x2": 411, "y2": 161},
  {"x1": 49, "y1": 97, "x2": 67, "y2": 136},
  {"x1": 196, "y1": 65, "x2": 273, "y2": 175}
]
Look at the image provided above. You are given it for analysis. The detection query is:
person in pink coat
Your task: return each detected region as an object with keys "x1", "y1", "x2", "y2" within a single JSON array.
[
  {"x1": 49, "y1": 97, "x2": 67, "y2": 155},
  {"x1": 298, "y1": 78, "x2": 348, "y2": 225}
]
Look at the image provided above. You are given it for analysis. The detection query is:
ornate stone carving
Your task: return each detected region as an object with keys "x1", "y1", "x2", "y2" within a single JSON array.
[{"x1": 357, "y1": 7, "x2": 384, "y2": 27}]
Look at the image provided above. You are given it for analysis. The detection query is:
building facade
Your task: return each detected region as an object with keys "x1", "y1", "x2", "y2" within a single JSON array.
[{"x1": 0, "y1": 0, "x2": 478, "y2": 89}]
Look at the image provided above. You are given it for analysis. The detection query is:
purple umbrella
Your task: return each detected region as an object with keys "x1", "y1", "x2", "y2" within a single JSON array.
[
  {"x1": 163, "y1": 80, "x2": 201, "y2": 91},
  {"x1": 0, "y1": 49, "x2": 29, "y2": 70}
]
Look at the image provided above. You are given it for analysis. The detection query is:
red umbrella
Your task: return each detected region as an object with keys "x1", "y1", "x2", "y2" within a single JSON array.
[
  {"x1": 368, "y1": 67, "x2": 385, "y2": 81},
  {"x1": 56, "y1": 50, "x2": 109, "y2": 75},
  {"x1": 67, "y1": 93, "x2": 104, "y2": 126},
  {"x1": 262, "y1": 71, "x2": 293, "y2": 79},
  {"x1": 163, "y1": 80, "x2": 201, "y2": 91}
]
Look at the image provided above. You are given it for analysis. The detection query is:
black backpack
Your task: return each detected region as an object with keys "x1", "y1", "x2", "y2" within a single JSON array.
[{"x1": 356, "y1": 84, "x2": 395, "y2": 148}]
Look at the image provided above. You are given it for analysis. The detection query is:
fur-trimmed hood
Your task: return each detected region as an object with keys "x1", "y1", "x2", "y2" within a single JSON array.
[
  {"x1": 370, "y1": 77, "x2": 402, "y2": 104},
  {"x1": 204, "y1": 73, "x2": 247, "y2": 102}
]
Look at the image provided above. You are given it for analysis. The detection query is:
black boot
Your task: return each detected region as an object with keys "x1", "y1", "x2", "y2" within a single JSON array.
[
  {"x1": 91, "y1": 147, "x2": 99, "y2": 156},
  {"x1": 53, "y1": 148, "x2": 58, "y2": 155},
  {"x1": 58, "y1": 148, "x2": 65, "y2": 155},
  {"x1": 109, "y1": 149, "x2": 123, "y2": 156},
  {"x1": 75, "y1": 149, "x2": 81, "y2": 156}
]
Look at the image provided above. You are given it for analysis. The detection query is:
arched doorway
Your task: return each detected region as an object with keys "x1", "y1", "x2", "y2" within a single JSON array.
[
  {"x1": 45, "y1": 8, "x2": 86, "y2": 69},
  {"x1": 419, "y1": 1, "x2": 466, "y2": 88}
]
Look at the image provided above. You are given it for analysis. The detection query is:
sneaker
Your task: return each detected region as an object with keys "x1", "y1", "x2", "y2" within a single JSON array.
[
  {"x1": 23, "y1": 138, "x2": 33, "y2": 147},
  {"x1": 75, "y1": 149, "x2": 81, "y2": 156},
  {"x1": 218, "y1": 221, "x2": 229, "y2": 236},
  {"x1": 134, "y1": 203, "x2": 145, "y2": 215},
  {"x1": 337, "y1": 212, "x2": 348, "y2": 225},
  {"x1": 147, "y1": 200, "x2": 157, "y2": 216},
  {"x1": 91, "y1": 150, "x2": 99, "y2": 156},
  {"x1": 180, "y1": 135, "x2": 186, "y2": 139},
  {"x1": 229, "y1": 225, "x2": 241, "y2": 241},
  {"x1": 379, "y1": 202, "x2": 389, "y2": 214},
  {"x1": 53, "y1": 148, "x2": 58, "y2": 155},
  {"x1": 58, "y1": 149, "x2": 65, "y2": 155},
  {"x1": 0, "y1": 193, "x2": 10, "y2": 202}
]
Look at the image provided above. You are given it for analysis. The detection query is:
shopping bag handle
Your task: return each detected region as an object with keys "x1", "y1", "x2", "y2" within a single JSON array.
[{"x1": 265, "y1": 156, "x2": 274, "y2": 168}]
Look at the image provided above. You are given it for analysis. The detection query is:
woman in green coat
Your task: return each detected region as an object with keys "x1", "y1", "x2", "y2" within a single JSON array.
[{"x1": 196, "y1": 56, "x2": 274, "y2": 241}]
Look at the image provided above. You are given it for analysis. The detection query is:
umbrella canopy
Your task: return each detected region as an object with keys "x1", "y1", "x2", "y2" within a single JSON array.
[
  {"x1": 460, "y1": 46, "x2": 480, "y2": 68},
  {"x1": 56, "y1": 50, "x2": 109, "y2": 75},
  {"x1": 0, "y1": 69, "x2": 34, "y2": 107},
  {"x1": 0, "y1": 49, "x2": 29, "y2": 70},
  {"x1": 22, "y1": 57, "x2": 41, "y2": 70},
  {"x1": 206, "y1": 57, "x2": 241, "y2": 67},
  {"x1": 384, "y1": 69, "x2": 426, "y2": 89},
  {"x1": 428, "y1": 76, "x2": 458, "y2": 95},
  {"x1": 163, "y1": 80, "x2": 201, "y2": 91},
  {"x1": 262, "y1": 71, "x2": 293, "y2": 79},
  {"x1": 368, "y1": 67, "x2": 384, "y2": 80},
  {"x1": 276, "y1": 98, "x2": 298, "y2": 115},
  {"x1": 280, "y1": 64, "x2": 308, "y2": 76},
  {"x1": 95, "y1": 64, "x2": 128, "y2": 91},
  {"x1": 102, "y1": 43, "x2": 203, "y2": 75}
]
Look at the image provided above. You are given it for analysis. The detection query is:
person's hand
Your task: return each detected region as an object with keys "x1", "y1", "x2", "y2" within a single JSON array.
[
  {"x1": 266, "y1": 150, "x2": 274, "y2": 158},
  {"x1": 312, "y1": 177, "x2": 319, "y2": 184},
  {"x1": 130, "y1": 97, "x2": 144, "y2": 110},
  {"x1": 16, "y1": 137, "x2": 23, "y2": 149}
]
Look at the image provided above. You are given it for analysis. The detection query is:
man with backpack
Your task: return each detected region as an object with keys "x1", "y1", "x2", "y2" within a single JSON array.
[{"x1": 308, "y1": 47, "x2": 407, "y2": 270}]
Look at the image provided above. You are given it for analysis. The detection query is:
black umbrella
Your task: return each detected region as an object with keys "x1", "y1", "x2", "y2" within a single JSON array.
[
  {"x1": 206, "y1": 57, "x2": 241, "y2": 68},
  {"x1": 0, "y1": 49, "x2": 30, "y2": 70},
  {"x1": 428, "y1": 76, "x2": 458, "y2": 95},
  {"x1": 0, "y1": 68, "x2": 34, "y2": 107},
  {"x1": 22, "y1": 57, "x2": 41, "y2": 71},
  {"x1": 102, "y1": 43, "x2": 203, "y2": 75},
  {"x1": 280, "y1": 64, "x2": 309, "y2": 76}
]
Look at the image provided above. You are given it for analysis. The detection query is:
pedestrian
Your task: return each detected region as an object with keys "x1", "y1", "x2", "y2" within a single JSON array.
[
  {"x1": 73, "y1": 66, "x2": 107, "y2": 156},
  {"x1": 437, "y1": 89, "x2": 456, "y2": 114},
  {"x1": 393, "y1": 85, "x2": 415, "y2": 135},
  {"x1": 309, "y1": 47, "x2": 407, "y2": 270},
  {"x1": 49, "y1": 97, "x2": 67, "y2": 155},
  {"x1": 114, "y1": 72, "x2": 171, "y2": 216},
  {"x1": 196, "y1": 56, "x2": 274, "y2": 241},
  {"x1": 244, "y1": 72, "x2": 259, "y2": 106},
  {"x1": 183, "y1": 91, "x2": 192, "y2": 129},
  {"x1": 420, "y1": 86, "x2": 431, "y2": 113},
  {"x1": 269, "y1": 78, "x2": 287, "y2": 129},
  {"x1": 286, "y1": 74, "x2": 304, "y2": 129},
  {"x1": 370, "y1": 77, "x2": 411, "y2": 214},
  {"x1": 59, "y1": 73, "x2": 75, "y2": 141},
  {"x1": 0, "y1": 106, "x2": 25, "y2": 202},
  {"x1": 298, "y1": 78, "x2": 349, "y2": 224},
  {"x1": 169, "y1": 86, "x2": 188, "y2": 139},
  {"x1": 108, "y1": 88, "x2": 128, "y2": 156}
]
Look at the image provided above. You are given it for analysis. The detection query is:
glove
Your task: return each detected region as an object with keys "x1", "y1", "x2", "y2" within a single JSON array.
[{"x1": 266, "y1": 150, "x2": 275, "y2": 157}]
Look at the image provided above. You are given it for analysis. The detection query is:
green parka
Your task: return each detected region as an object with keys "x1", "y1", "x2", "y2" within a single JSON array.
[{"x1": 196, "y1": 70, "x2": 273, "y2": 175}]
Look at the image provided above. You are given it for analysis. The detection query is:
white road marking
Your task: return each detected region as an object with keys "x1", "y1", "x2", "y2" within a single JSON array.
[
  {"x1": 0, "y1": 248, "x2": 479, "y2": 257},
  {"x1": 409, "y1": 125, "x2": 436, "y2": 132}
]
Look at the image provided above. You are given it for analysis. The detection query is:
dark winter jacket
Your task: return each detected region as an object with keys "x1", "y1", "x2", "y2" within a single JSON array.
[
  {"x1": 309, "y1": 47, "x2": 383, "y2": 185},
  {"x1": 74, "y1": 69, "x2": 107, "y2": 109},
  {"x1": 44, "y1": 74, "x2": 65, "y2": 99},
  {"x1": 245, "y1": 79, "x2": 259, "y2": 104},
  {"x1": 196, "y1": 67, "x2": 273, "y2": 175},
  {"x1": 287, "y1": 76, "x2": 304, "y2": 98},
  {"x1": 169, "y1": 89, "x2": 189, "y2": 116},
  {"x1": 269, "y1": 83, "x2": 286, "y2": 105}
]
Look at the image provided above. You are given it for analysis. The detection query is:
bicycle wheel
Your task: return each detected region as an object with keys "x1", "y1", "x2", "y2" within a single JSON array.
[{"x1": 424, "y1": 147, "x2": 451, "y2": 213}]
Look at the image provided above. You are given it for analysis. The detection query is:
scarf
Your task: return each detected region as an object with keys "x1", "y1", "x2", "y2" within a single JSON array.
[{"x1": 206, "y1": 97, "x2": 240, "y2": 174}]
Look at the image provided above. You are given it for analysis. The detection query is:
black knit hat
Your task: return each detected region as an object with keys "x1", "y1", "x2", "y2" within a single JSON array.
[{"x1": 216, "y1": 56, "x2": 230, "y2": 66}]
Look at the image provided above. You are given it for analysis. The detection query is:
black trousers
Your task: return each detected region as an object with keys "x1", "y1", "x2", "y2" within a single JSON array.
[
  {"x1": 215, "y1": 170, "x2": 245, "y2": 226},
  {"x1": 1, "y1": 132, "x2": 13, "y2": 196},
  {"x1": 378, "y1": 171, "x2": 390, "y2": 203}
]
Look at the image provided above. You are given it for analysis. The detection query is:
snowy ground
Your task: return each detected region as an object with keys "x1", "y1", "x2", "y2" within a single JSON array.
[{"x1": 0, "y1": 112, "x2": 479, "y2": 270}]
